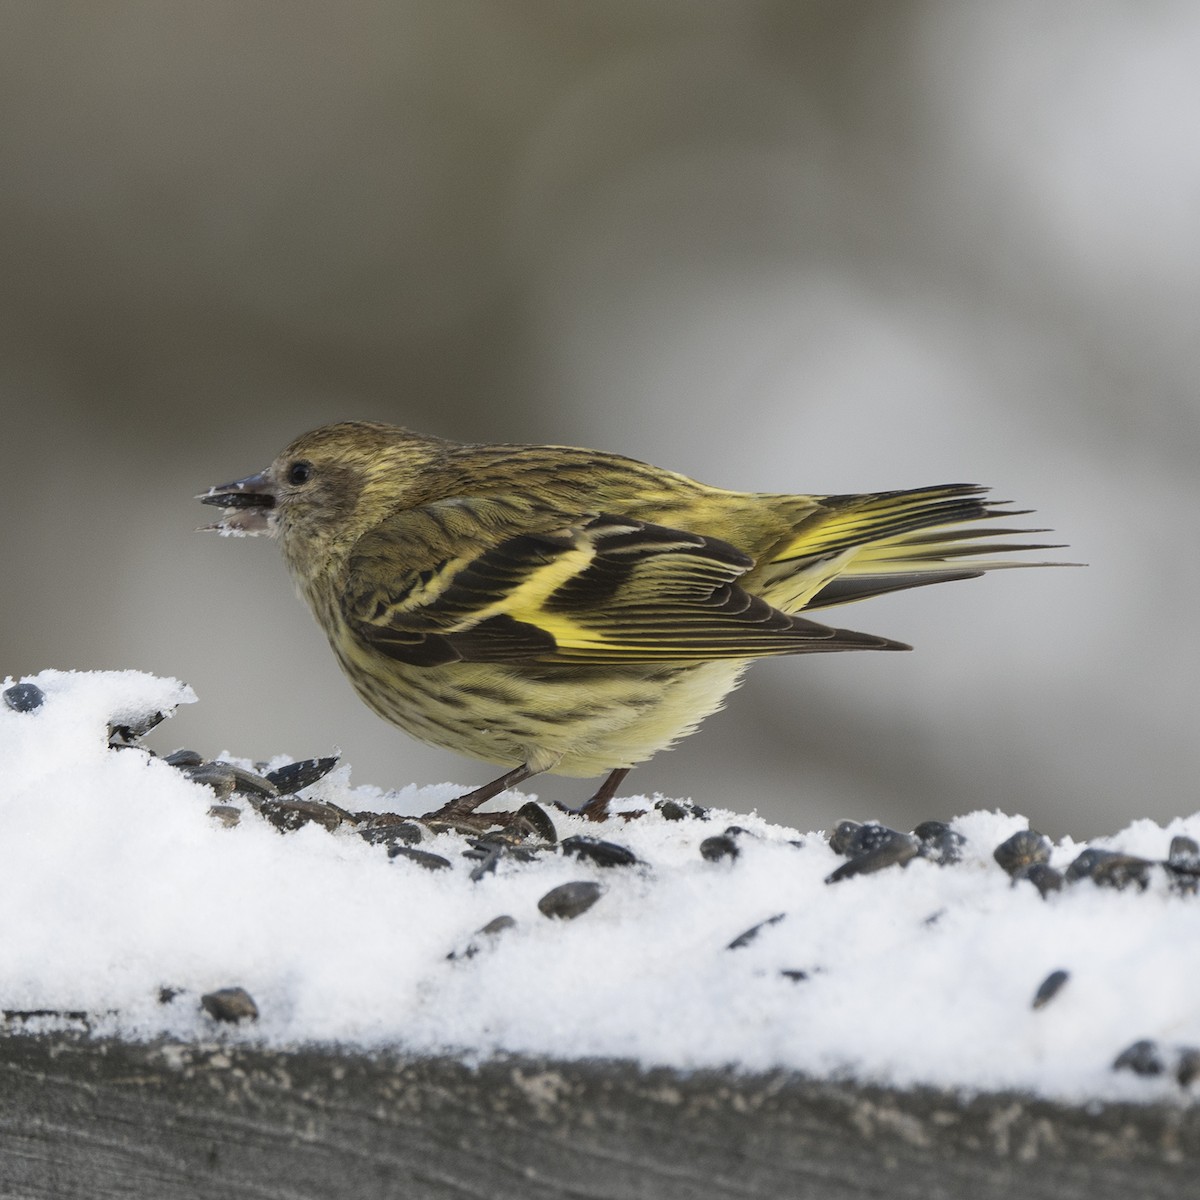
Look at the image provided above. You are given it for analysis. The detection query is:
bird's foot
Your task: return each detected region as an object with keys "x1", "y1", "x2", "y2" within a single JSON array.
[
  {"x1": 416, "y1": 765, "x2": 537, "y2": 834},
  {"x1": 550, "y1": 766, "x2": 642, "y2": 823},
  {"x1": 419, "y1": 798, "x2": 557, "y2": 840},
  {"x1": 552, "y1": 796, "x2": 647, "y2": 823},
  {"x1": 418, "y1": 805, "x2": 512, "y2": 835}
]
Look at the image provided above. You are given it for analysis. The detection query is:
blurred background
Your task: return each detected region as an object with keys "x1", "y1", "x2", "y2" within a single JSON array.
[{"x1": 2, "y1": 1, "x2": 1196, "y2": 839}]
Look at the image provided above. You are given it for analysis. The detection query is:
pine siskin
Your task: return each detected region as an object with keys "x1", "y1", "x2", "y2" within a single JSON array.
[{"x1": 201, "y1": 421, "x2": 1064, "y2": 826}]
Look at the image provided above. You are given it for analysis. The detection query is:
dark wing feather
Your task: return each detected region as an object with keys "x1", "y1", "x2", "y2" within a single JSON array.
[{"x1": 342, "y1": 503, "x2": 907, "y2": 667}]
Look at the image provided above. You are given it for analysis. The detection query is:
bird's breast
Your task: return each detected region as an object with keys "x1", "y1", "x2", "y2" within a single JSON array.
[{"x1": 325, "y1": 631, "x2": 751, "y2": 778}]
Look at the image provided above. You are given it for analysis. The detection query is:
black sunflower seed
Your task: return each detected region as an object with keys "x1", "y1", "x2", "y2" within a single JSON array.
[
  {"x1": 257, "y1": 797, "x2": 342, "y2": 833},
  {"x1": 1165, "y1": 837, "x2": 1200, "y2": 894},
  {"x1": 1032, "y1": 969, "x2": 1070, "y2": 1010},
  {"x1": 388, "y1": 846, "x2": 452, "y2": 871},
  {"x1": 184, "y1": 760, "x2": 279, "y2": 801},
  {"x1": 912, "y1": 820, "x2": 966, "y2": 866},
  {"x1": 447, "y1": 915, "x2": 517, "y2": 961},
  {"x1": 512, "y1": 802, "x2": 557, "y2": 844},
  {"x1": 699, "y1": 835, "x2": 739, "y2": 863},
  {"x1": 265, "y1": 756, "x2": 340, "y2": 795},
  {"x1": 826, "y1": 832, "x2": 920, "y2": 883},
  {"x1": 993, "y1": 830, "x2": 1052, "y2": 877},
  {"x1": 1013, "y1": 863, "x2": 1064, "y2": 898},
  {"x1": 1168, "y1": 835, "x2": 1200, "y2": 868},
  {"x1": 3, "y1": 682, "x2": 44, "y2": 713},
  {"x1": 537, "y1": 881, "x2": 603, "y2": 920},
  {"x1": 1113, "y1": 1039, "x2": 1165, "y2": 1077},
  {"x1": 108, "y1": 709, "x2": 166, "y2": 742},
  {"x1": 358, "y1": 820, "x2": 423, "y2": 847},
  {"x1": 727, "y1": 913, "x2": 786, "y2": 950},
  {"x1": 561, "y1": 835, "x2": 638, "y2": 868},
  {"x1": 830, "y1": 821, "x2": 899, "y2": 858},
  {"x1": 1176, "y1": 1047, "x2": 1200, "y2": 1088},
  {"x1": 200, "y1": 987, "x2": 259, "y2": 1023},
  {"x1": 1066, "y1": 848, "x2": 1153, "y2": 891},
  {"x1": 164, "y1": 748, "x2": 203, "y2": 768}
]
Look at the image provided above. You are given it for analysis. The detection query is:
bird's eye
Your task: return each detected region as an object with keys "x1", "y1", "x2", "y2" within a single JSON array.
[{"x1": 287, "y1": 461, "x2": 313, "y2": 486}]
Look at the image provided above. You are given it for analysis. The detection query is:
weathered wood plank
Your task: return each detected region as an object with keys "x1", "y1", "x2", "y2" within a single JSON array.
[{"x1": 0, "y1": 1035, "x2": 1194, "y2": 1199}]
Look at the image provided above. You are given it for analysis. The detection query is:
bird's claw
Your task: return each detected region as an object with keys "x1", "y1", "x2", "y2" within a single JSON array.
[
  {"x1": 418, "y1": 807, "x2": 512, "y2": 835},
  {"x1": 550, "y1": 798, "x2": 646, "y2": 823}
]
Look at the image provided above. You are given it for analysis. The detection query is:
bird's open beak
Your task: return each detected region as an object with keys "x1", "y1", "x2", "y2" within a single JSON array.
[{"x1": 197, "y1": 470, "x2": 278, "y2": 537}]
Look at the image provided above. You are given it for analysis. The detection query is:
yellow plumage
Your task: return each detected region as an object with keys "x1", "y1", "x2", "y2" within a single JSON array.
[{"x1": 201, "y1": 421, "x2": 1064, "y2": 825}]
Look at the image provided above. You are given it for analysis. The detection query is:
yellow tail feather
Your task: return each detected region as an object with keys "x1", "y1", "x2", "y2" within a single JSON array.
[{"x1": 760, "y1": 485, "x2": 1067, "y2": 613}]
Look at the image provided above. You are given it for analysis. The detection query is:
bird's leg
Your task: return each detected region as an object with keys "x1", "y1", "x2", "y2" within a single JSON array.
[
  {"x1": 574, "y1": 767, "x2": 633, "y2": 823},
  {"x1": 420, "y1": 764, "x2": 536, "y2": 829}
]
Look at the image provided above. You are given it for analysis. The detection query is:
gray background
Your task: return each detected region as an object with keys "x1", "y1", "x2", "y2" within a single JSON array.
[{"x1": 1, "y1": 1, "x2": 1195, "y2": 839}]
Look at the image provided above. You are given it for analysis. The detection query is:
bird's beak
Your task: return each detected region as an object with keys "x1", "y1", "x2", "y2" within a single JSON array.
[{"x1": 197, "y1": 470, "x2": 278, "y2": 537}]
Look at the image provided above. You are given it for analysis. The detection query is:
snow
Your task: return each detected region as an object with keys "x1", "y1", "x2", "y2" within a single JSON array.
[{"x1": 1, "y1": 668, "x2": 1197, "y2": 1105}]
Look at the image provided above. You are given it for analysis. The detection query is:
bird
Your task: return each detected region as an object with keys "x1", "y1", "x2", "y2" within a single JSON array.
[{"x1": 200, "y1": 421, "x2": 1064, "y2": 827}]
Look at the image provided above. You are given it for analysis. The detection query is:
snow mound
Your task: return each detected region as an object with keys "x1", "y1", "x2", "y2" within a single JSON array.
[{"x1": 1, "y1": 668, "x2": 1197, "y2": 1104}]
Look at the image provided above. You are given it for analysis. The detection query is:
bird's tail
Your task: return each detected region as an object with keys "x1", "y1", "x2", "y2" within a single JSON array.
[{"x1": 760, "y1": 484, "x2": 1070, "y2": 612}]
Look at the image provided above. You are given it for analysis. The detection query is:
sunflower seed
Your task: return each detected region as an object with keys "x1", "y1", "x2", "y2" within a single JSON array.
[
  {"x1": 3, "y1": 683, "x2": 44, "y2": 713},
  {"x1": 388, "y1": 845, "x2": 452, "y2": 871},
  {"x1": 993, "y1": 830, "x2": 1051, "y2": 877},
  {"x1": 538, "y1": 881, "x2": 603, "y2": 920},
  {"x1": 826, "y1": 832, "x2": 920, "y2": 883},
  {"x1": 200, "y1": 987, "x2": 259, "y2": 1023},
  {"x1": 264, "y1": 756, "x2": 340, "y2": 795},
  {"x1": 1032, "y1": 969, "x2": 1069, "y2": 1010},
  {"x1": 727, "y1": 913, "x2": 786, "y2": 950},
  {"x1": 561, "y1": 835, "x2": 638, "y2": 868}
]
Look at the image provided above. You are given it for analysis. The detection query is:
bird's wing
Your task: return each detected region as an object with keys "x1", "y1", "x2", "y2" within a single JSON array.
[{"x1": 341, "y1": 501, "x2": 907, "y2": 667}]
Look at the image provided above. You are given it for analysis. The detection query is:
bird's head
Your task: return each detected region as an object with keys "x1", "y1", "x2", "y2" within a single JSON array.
[{"x1": 199, "y1": 421, "x2": 450, "y2": 575}]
